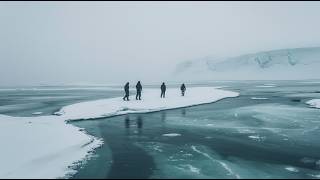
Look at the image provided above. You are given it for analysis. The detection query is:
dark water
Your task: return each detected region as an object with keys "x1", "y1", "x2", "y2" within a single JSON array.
[
  {"x1": 68, "y1": 81, "x2": 320, "y2": 179},
  {"x1": 0, "y1": 87, "x2": 122, "y2": 116}
]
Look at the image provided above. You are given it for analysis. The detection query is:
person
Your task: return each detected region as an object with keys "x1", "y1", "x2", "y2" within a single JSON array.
[
  {"x1": 136, "y1": 81, "x2": 142, "y2": 100},
  {"x1": 123, "y1": 82, "x2": 130, "y2": 101},
  {"x1": 160, "y1": 82, "x2": 166, "y2": 98},
  {"x1": 180, "y1": 83, "x2": 186, "y2": 96}
]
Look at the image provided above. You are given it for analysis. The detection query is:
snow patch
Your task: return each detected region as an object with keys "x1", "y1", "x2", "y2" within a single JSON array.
[
  {"x1": 255, "y1": 85, "x2": 276, "y2": 88},
  {"x1": 32, "y1": 112, "x2": 43, "y2": 115},
  {"x1": 162, "y1": 133, "x2": 181, "y2": 137},
  {"x1": 251, "y1": 97, "x2": 269, "y2": 100},
  {"x1": 285, "y1": 167, "x2": 299, "y2": 172},
  {"x1": 306, "y1": 99, "x2": 320, "y2": 109},
  {"x1": 248, "y1": 135, "x2": 266, "y2": 141}
]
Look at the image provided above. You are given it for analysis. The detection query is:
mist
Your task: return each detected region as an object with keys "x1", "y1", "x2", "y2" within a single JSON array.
[{"x1": 1, "y1": 1, "x2": 320, "y2": 86}]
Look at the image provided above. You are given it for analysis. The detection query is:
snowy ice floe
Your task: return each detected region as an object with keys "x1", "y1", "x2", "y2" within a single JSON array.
[
  {"x1": 32, "y1": 112, "x2": 43, "y2": 115},
  {"x1": 0, "y1": 115, "x2": 103, "y2": 179},
  {"x1": 162, "y1": 133, "x2": 182, "y2": 137},
  {"x1": 250, "y1": 97, "x2": 269, "y2": 100},
  {"x1": 56, "y1": 87, "x2": 239, "y2": 121},
  {"x1": 306, "y1": 99, "x2": 320, "y2": 109}
]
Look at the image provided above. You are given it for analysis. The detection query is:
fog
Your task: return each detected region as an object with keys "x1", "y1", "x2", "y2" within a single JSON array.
[{"x1": 1, "y1": 1, "x2": 320, "y2": 86}]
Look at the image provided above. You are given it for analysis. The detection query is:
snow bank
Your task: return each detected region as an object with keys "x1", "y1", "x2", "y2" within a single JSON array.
[
  {"x1": 306, "y1": 99, "x2": 320, "y2": 109},
  {"x1": 57, "y1": 87, "x2": 239, "y2": 121},
  {"x1": 0, "y1": 115, "x2": 102, "y2": 179}
]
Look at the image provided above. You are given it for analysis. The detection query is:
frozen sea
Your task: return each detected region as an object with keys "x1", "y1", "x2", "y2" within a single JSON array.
[{"x1": 1, "y1": 81, "x2": 320, "y2": 179}]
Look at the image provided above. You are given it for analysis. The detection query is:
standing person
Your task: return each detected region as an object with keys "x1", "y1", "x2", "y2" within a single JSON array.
[
  {"x1": 180, "y1": 83, "x2": 186, "y2": 96},
  {"x1": 160, "y1": 82, "x2": 166, "y2": 98},
  {"x1": 136, "y1": 81, "x2": 142, "y2": 100},
  {"x1": 123, "y1": 82, "x2": 130, "y2": 101}
]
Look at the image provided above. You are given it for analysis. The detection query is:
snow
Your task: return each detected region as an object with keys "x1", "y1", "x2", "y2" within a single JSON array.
[
  {"x1": 162, "y1": 133, "x2": 182, "y2": 137},
  {"x1": 56, "y1": 87, "x2": 239, "y2": 121},
  {"x1": 251, "y1": 97, "x2": 269, "y2": 100},
  {"x1": 306, "y1": 99, "x2": 320, "y2": 108},
  {"x1": 0, "y1": 115, "x2": 102, "y2": 179},
  {"x1": 255, "y1": 85, "x2": 276, "y2": 88},
  {"x1": 32, "y1": 112, "x2": 43, "y2": 115},
  {"x1": 285, "y1": 167, "x2": 299, "y2": 172},
  {"x1": 0, "y1": 86, "x2": 239, "y2": 178},
  {"x1": 248, "y1": 135, "x2": 265, "y2": 141}
]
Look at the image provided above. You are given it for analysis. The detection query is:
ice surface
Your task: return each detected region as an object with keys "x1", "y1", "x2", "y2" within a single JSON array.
[{"x1": 0, "y1": 86, "x2": 238, "y2": 178}]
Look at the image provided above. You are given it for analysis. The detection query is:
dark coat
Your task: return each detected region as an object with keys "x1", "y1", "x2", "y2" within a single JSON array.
[
  {"x1": 161, "y1": 83, "x2": 166, "y2": 91},
  {"x1": 180, "y1": 84, "x2": 186, "y2": 91},
  {"x1": 136, "y1": 82, "x2": 142, "y2": 92},
  {"x1": 124, "y1": 83, "x2": 129, "y2": 93}
]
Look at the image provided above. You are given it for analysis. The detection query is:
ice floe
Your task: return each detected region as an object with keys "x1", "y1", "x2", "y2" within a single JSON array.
[
  {"x1": 306, "y1": 99, "x2": 320, "y2": 109},
  {"x1": 56, "y1": 87, "x2": 239, "y2": 121}
]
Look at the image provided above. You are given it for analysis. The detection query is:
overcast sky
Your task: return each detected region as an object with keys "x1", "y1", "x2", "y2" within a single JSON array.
[{"x1": 1, "y1": 1, "x2": 320, "y2": 86}]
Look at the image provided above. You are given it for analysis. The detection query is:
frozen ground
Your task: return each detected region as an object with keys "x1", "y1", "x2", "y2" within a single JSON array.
[{"x1": 0, "y1": 87, "x2": 238, "y2": 178}]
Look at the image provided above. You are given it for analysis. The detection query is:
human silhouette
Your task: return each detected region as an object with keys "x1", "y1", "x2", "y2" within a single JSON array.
[
  {"x1": 180, "y1": 83, "x2": 186, "y2": 96},
  {"x1": 136, "y1": 81, "x2": 142, "y2": 100},
  {"x1": 123, "y1": 82, "x2": 130, "y2": 101},
  {"x1": 160, "y1": 82, "x2": 166, "y2": 98}
]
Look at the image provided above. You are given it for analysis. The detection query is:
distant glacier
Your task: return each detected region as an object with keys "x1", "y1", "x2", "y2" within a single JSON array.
[{"x1": 173, "y1": 47, "x2": 320, "y2": 81}]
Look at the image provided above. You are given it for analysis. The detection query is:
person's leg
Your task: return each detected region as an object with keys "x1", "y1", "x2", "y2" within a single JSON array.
[
  {"x1": 136, "y1": 92, "x2": 138, "y2": 100},
  {"x1": 139, "y1": 91, "x2": 141, "y2": 100},
  {"x1": 126, "y1": 92, "x2": 129, "y2": 101},
  {"x1": 163, "y1": 91, "x2": 165, "y2": 98},
  {"x1": 161, "y1": 91, "x2": 163, "y2": 98}
]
